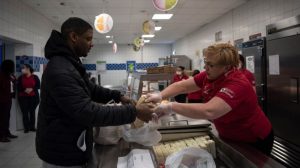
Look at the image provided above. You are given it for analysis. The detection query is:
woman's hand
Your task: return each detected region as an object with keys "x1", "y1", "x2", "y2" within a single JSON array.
[
  {"x1": 145, "y1": 92, "x2": 162, "y2": 103},
  {"x1": 154, "y1": 102, "x2": 173, "y2": 118},
  {"x1": 25, "y1": 88, "x2": 33, "y2": 94}
]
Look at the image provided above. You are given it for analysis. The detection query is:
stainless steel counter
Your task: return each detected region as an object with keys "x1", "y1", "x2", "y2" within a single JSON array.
[
  {"x1": 88, "y1": 115, "x2": 285, "y2": 168},
  {"x1": 88, "y1": 135, "x2": 285, "y2": 168}
]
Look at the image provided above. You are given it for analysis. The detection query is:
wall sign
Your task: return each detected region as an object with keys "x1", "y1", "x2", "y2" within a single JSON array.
[
  {"x1": 269, "y1": 54, "x2": 280, "y2": 75},
  {"x1": 126, "y1": 61, "x2": 136, "y2": 72},
  {"x1": 215, "y1": 31, "x2": 222, "y2": 42},
  {"x1": 249, "y1": 33, "x2": 262, "y2": 40},
  {"x1": 245, "y1": 56, "x2": 255, "y2": 73}
]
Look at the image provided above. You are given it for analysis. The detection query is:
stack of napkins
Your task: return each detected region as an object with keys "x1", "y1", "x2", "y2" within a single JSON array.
[{"x1": 117, "y1": 149, "x2": 155, "y2": 168}]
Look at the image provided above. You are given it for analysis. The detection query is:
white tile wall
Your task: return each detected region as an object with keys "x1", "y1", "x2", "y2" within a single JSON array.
[
  {"x1": 0, "y1": 0, "x2": 57, "y2": 56},
  {"x1": 172, "y1": 0, "x2": 300, "y2": 71},
  {"x1": 87, "y1": 44, "x2": 172, "y2": 86}
]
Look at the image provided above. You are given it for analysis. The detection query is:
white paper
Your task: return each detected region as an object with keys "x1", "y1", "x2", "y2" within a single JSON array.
[
  {"x1": 245, "y1": 56, "x2": 255, "y2": 73},
  {"x1": 269, "y1": 54, "x2": 280, "y2": 75},
  {"x1": 117, "y1": 149, "x2": 155, "y2": 168}
]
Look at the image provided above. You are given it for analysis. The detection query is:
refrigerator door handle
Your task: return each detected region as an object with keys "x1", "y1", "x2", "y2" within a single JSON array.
[{"x1": 290, "y1": 77, "x2": 299, "y2": 104}]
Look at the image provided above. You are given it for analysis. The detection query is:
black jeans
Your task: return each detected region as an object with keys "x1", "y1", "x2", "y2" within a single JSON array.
[
  {"x1": 0, "y1": 101, "x2": 12, "y2": 138},
  {"x1": 18, "y1": 97, "x2": 39, "y2": 131},
  {"x1": 174, "y1": 94, "x2": 187, "y2": 103},
  {"x1": 251, "y1": 130, "x2": 274, "y2": 156}
]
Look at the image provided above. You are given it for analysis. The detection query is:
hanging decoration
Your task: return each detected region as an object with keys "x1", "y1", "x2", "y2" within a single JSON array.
[
  {"x1": 133, "y1": 37, "x2": 144, "y2": 48},
  {"x1": 143, "y1": 20, "x2": 156, "y2": 34},
  {"x1": 94, "y1": 13, "x2": 113, "y2": 34},
  {"x1": 152, "y1": 0, "x2": 178, "y2": 11},
  {"x1": 133, "y1": 45, "x2": 140, "y2": 52},
  {"x1": 112, "y1": 42, "x2": 117, "y2": 53}
]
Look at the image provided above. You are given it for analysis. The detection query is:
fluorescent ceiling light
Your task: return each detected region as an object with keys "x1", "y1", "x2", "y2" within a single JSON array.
[
  {"x1": 142, "y1": 34, "x2": 155, "y2": 38},
  {"x1": 144, "y1": 40, "x2": 150, "y2": 43},
  {"x1": 152, "y1": 14, "x2": 173, "y2": 20},
  {"x1": 155, "y1": 26, "x2": 162, "y2": 31},
  {"x1": 106, "y1": 35, "x2": 111, "y2": 38},
  {"x1": 108, "y1": 41, "x2": 113, "y2": 43}
]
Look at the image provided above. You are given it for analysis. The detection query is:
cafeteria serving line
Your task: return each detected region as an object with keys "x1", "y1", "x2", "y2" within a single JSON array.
[{"x1": 1, "y1": 0, "x2": 300, "y2": 168}]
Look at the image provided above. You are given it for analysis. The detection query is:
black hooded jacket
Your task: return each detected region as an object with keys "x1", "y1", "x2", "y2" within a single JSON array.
[{"x1": 36, "y1": 30, "x2": 137, "y2": 166}]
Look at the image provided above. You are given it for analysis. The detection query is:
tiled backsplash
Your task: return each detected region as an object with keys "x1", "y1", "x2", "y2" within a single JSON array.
[
  {"x1": 16, "y1": 55, "x2": 48, "y2": 72},
  {"x1": 86, "y1": 63, "x2": 158, "y2": 71},
  {"x1": 16, "y1": 55, "x2": 158, "y2": 72}
]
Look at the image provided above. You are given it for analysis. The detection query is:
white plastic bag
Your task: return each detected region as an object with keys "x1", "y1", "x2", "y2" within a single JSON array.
[
  {"x1": 122, "y1": 123, "x2": 162, "y2": 146},
  {"x1": 165, "y1": 147, "x2": 216, "y2": 168}
]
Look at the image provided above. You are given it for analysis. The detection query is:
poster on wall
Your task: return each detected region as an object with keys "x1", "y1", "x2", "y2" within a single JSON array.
[
  {"x1": 96, "y1": 61, "x2": 106, "y2": 72},
  {"x1": 126, "y1": 61, "x2": 136, "y2": 72},
  {"x1": 245, "y1": 56, "x2": 255, "y2": 73}
]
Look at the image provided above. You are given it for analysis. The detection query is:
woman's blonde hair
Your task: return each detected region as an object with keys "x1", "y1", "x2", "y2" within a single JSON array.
[{"x1": 204, "y1": 43, "x2": 239, "y2": 67}]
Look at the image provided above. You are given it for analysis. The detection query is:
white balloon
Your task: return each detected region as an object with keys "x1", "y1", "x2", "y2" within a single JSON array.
[{"x1": 94, "y1": 13, "x2": 113, "y2": 34}]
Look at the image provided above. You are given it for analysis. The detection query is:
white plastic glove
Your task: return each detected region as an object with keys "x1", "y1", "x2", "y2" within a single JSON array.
[
  {"x1": 154, "y1": 102, "x2": 173, "y2": 118},
  {"x1": 145, "y1": 92, "x2": 162, "y2": 103}
]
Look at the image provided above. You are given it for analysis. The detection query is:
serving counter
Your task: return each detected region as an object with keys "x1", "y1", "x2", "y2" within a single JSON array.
[{"x1": 88, "y1": 115, "x2": 285, "y2": 168}]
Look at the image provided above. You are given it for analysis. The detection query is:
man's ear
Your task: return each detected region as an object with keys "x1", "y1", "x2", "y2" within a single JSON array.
[{"x1": 69, "y1": 32, "x2": 78, "y2": 43}]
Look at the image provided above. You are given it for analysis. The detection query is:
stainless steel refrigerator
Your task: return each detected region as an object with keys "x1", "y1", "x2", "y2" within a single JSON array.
[
  {"x1": 242, "y1": 37, "x2": 267, "y2": 113},
  {"x1": 266, "y1": 15, "x2": 300, "y2": 168}
]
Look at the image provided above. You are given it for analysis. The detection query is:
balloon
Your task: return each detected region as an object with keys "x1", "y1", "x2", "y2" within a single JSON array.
[
  {"x1": 143, "y1": 20, "x2": 155, "y2": 34},
  {"x1": 133, "y1": 37, "x2": 144, "y2": 47},
  {"x1": 113, "y1": 42, "x2": 117, "y2": 53},
  {"x1": 94, "y1": 13, "x2": 113, "y2": 34},
  {"x1": 133, "y1": 45, "x2": 140, "y2": 52},
  {"x1": 152, "y1": 0, "x2": 178, "y2": 11}
]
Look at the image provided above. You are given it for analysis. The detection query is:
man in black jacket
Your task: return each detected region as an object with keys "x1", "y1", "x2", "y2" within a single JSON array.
[{"x1": 36, "y1": 17, "x2": 154, "y2": 167}]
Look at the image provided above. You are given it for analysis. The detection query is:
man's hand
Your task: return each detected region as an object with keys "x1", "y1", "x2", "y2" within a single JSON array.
[
  {"x1": 136, "y1": 103, "x2": 155, "y2": 122},
  {"x1": 154, "y1": 102, "x2": 173, "y2": 118},
  {"x1": 145, "y1": 92, "x2": 162, "y2": 103},
  {"x1": 120, "y1": 96, "x2": 136, "y2": 105}
]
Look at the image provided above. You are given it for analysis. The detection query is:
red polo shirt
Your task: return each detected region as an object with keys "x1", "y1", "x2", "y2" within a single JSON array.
[
  {"x1": 240, "y1": 69, "x2": 255, "y2": 86},
  {"x1": 187, "y1": 90, "x2": 202, "y2": 100},
  {"x1": 173, "y1": 74, "x2": 189, "y2": 83},
  {"x1": 194, "y1": 70, "x2": 272, "y2": 142}
]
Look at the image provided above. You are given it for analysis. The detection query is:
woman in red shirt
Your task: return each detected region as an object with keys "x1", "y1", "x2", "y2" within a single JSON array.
[
  {"x1": 17, "y1": 64, "x2": 40, "y2": 133},
  {"x1": 187, "y1": 70, "x2": 202, "y2": 103},
  {"x1": 239, "y1": 54, "x2": 256, "y2": 92},
  {"x1": 147, "y1": 43, "x2": 273, "y2": 155},
  {"x1": 173, "y1": 66, "x2": 189, "y2": 103}
]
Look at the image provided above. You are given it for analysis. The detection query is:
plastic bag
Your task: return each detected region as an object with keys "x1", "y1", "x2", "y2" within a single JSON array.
[
  {"x1": 93, "y1": 126, "x2": 122, "y2": 145},
  {"x1": 165, "y1": 147, "x2": 216, "y2": 168},
  {"x1": 122, "y1": 123, "x2": 162, "y2": 146},
  {"x1": 93, "y1": 100, "x2": 123, "y2": 145}
]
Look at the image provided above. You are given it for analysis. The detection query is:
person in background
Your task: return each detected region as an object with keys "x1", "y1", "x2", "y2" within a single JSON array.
[
  {"x1": 0, "y1": 60, "x2": 18, "y2": 142},
  {"x1": 37, "y1": 17, "x2": 154, "y2": 168},
  {"x1": 238, "y1": 54, "x2": 256, "y2": 92},
  {"x1": 187, "y1": 70, "x2": 202, "y2": 103},
  {"x1": 17, "y1": 64, "x2": 40, "y2": 133},
  {"x1": 173, "y1": 66, "x2": 189, "y2": 103},
  {"x1": 147, "y1": 43, "x2": 273, "y2": 156}
]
